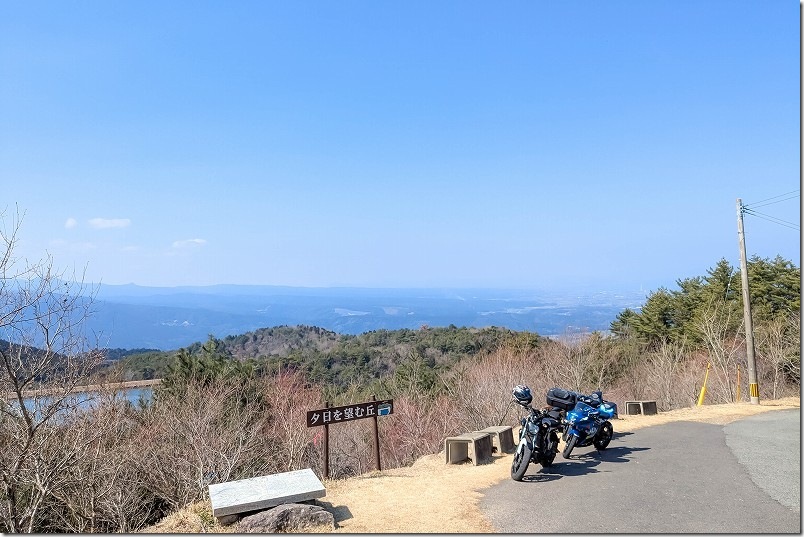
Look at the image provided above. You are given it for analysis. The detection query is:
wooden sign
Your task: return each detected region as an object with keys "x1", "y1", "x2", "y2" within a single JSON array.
[{"x1": 306, "y1": 399, "x2": 393, "y2": 428}]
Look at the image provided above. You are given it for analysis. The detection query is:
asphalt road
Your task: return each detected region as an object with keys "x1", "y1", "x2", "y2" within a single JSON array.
[{"x1": 480, "y1": 409, "x2": 800, "y2": 533}]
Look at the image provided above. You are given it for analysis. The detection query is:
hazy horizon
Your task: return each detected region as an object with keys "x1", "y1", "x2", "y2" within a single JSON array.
[{"x1": 86, "y1": 283, "x2": 650, "y2": 349}]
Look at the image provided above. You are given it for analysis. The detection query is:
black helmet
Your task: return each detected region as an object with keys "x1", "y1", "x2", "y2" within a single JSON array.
[{"x1": 512, "y1": 385, "x2": 533, "y2": 406}]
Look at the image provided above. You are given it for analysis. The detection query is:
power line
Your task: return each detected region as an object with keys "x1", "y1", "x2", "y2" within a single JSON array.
[
  {"x1": 744, "y1": 194, "x2": 800, "y2": 210},
  {"x1": 743, "y1": 190, "x2": 800, "y2": 209},
  {"x1": 742, "y1": 207, "x2": 800, "y2": 231}
]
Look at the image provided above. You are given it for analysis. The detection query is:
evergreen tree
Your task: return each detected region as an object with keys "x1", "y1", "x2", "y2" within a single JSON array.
[{"x1": 611, "y1": 256, "x2": 800, "y2": 350}]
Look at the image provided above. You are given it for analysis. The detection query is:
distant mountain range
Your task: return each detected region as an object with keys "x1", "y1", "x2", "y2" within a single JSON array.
[{"x1": 86, "y1": 283, "x2": 648, "y2": 350}]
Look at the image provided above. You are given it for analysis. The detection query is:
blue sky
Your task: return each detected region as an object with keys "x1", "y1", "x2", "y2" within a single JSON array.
[{"x1": 1, "y1": 1, "x2": 799, "y2": 291}]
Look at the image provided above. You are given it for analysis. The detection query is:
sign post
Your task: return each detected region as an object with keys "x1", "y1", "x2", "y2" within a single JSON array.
[
  {"x1": 307, "y1": 397, "x2": 393, "y2": 478},
  {"x1": 371, "y1": 395, "x2": 381, "y2": 471},
  {"x1": 323, "y1": 402, "x2": 330, "y2": 479}
]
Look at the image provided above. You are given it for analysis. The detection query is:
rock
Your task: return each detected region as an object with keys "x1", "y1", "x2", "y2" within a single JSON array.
[{"x1": 237, "y1": 503, "x2": 335, "y2": 533}]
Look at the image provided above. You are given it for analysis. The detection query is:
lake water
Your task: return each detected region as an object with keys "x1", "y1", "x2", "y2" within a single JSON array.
[
  {"x1": 119, "y1": 387, "x2": 154, "y2": 405},
  {"x1": 15, "y1": 386, "x2": 154, "y2": 416}
]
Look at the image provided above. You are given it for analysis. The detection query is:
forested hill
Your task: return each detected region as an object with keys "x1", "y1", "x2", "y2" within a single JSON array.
[
  {"x1": 107, "y1": 256, "x2": 800, "y2": 393},
  {"x1": 220, "y1": 325, "x2": 342, "y2": 359},
  {"x1": 109, "y1": 325, "x2": 536, "y2": 388}
]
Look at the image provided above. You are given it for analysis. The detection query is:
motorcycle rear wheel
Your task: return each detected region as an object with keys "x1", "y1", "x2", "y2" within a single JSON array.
[
  {"x1": 562, "y1": 434, "x2": 577, "y2": 459},
  {"x1": 511, "y1": 440, "x2": 532, "y2": 481},
  {"x1": 593, "y1": 421, "x2": 613, "y2": 450}
]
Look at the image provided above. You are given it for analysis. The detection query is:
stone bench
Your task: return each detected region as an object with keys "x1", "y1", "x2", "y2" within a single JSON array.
[
  {"x1": 476, "y1": 425, "x2": 515, "y2": 454},
  {"x1": 208, "y1": 468, "x2": 326, "y2": 524},
  {"x1": 624, "y1": 400, "x2": 658, "y2": 416},
  {"x1": 444, "y1": 432, "x2": 493, "y2": 465}
]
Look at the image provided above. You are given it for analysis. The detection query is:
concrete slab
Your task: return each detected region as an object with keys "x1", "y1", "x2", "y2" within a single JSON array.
[{"x1": 208, "y1": 468, "x2": 326, "y2": 519}]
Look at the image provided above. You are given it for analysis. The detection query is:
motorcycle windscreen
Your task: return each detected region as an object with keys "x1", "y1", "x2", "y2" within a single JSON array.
[
  {"x1": 566, "y1": 401, "x2": 595, "y2": 422},
  {"x1": 599, "y1": 403, "x2": 617, "y2": 419}
]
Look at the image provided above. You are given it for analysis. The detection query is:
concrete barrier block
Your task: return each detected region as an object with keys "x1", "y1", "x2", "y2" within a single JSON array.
[
  {"x1": 477, "y1": 425, "x2": 515, "y2": 454},
  {"x1": 624, "y1": 400, "x2": 658, "y2": 416},
  {"x1": 444, "y1": 432, "x2": 493, "y2": 465}
]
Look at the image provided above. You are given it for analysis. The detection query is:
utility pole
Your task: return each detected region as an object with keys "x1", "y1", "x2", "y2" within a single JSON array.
[{"x1": 736, "y1": 198, "x2": 759, "y2": 404}]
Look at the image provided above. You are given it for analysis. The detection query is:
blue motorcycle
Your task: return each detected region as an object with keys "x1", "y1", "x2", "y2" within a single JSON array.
[{"x1": 561, "y1": 391, "x2": 617, "y2": 459}]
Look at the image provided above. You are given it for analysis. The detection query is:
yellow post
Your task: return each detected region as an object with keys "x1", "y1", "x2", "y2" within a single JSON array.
[
  {"x1": 697, "y1": 363, "x2": 712, "y2": 406},
  {"x1": 736, "y1": 365, "x2": 741, "y2": 402}
]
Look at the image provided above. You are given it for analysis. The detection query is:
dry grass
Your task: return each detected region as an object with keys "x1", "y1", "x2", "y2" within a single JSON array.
[
  {"x1": 141, "y1": 500, "x2": 231, "y2": 534},
  {"x1": 612, "y1": 396, "x2": 800, "y2": 430},
  {"x1": 143, "y1": 397, "x2": 799, "y2": 534},
  {"x1": 321, "y1": 454, "x2": 503, "y2": 533}
]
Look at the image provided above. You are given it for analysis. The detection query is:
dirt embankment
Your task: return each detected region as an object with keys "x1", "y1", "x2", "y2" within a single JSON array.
[{"x1": 145, "y1": 397, "x2": 800, "y2": 533}]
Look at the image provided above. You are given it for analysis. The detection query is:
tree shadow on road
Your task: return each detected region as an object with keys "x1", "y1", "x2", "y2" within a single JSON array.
[
  {"x1": 519, "y1": 444, "x2": 650, "y2": 482},
  {"x1": 572, "y1": 445, "x2": 650, "y2": 464},
  {"x1": 521, "y1": 458, "x2": 602, "y2": 481}
]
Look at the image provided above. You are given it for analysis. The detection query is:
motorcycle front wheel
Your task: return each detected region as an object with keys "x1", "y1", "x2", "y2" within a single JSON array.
[
  {"x1": 562, "y1": 434, "x2": 577, "y2": 459},
  {"x1": 511, "y1": 440, "x2": 532, "y2": 481},
  {"x1": 593, "y1": 421, "x2": 613, "y2": 450}
]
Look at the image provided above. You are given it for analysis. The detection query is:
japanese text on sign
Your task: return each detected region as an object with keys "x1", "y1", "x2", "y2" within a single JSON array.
[{"x1": 306, "y1": 399, "x2": 394, "y2": 427}]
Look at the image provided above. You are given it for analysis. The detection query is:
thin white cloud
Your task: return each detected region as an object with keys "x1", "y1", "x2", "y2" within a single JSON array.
[
  {"x1": 172, "y1": 238, "x2": 207, "y2": 249},
  {"x1": 88, "y1": 218, "x2": 131, "y2": 229},
  {"x1": 64, "y1": 217, "x2": 78, "y2": 229}
]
